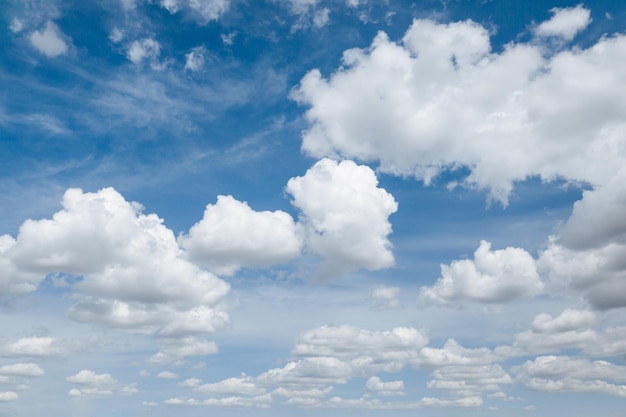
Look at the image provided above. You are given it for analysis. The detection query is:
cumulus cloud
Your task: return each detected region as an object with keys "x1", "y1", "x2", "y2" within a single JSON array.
[
  {"x1": 418, "y1": 241, "x2": 543, "y2": 305},
  {"x1": 539, "y1": 240, "x2": 626, "y2": 311},
  {"x1": 0, "y1": 363, "x2": 44, "y2": 377},
  {"x1": 66, "y1": 369, "x2": 135, "y2": 397},
  {"x1": 286, "y1": 158, "x2": 397, "y2": 278},
  {"x1": 531, "y1": 309, "x2": 596, "y2": 334},
  {"x1": 515, "y1": 356, "x2": 626, "y2": 397},
  {"x1": 293, "y1": 324, "x2": 428, "y2": 362},
  {"x1": 0, "y1": 391, "x2": 18, "y2": 402},
  {"x1": 534, "y1": 5, "x2": 591, "y2": 41},
  {"x1": 127, "y1": 38, "x2": 161, "y2": 66},
  {"x1": 426, "y1": 364, "x2": 512, "y2": 396},
  {"x1": 418, "y1": 339, "x2": 497, "y2": 367},
  {"x1": 156, "y1": 371, "x2": 179, "y2": 379},
  {"x1": 9, "y1": 18, "x2": 24, "y2": 34},
  {"x1": 366, "y1": 376, "x2": 404, "y2": 396},
  {"x1": 2, "y1": 188, "x2": 229, "y2": 358},
  {"x1": 30, "y1": 21, "x2": 69, "y2": 58},
  {"x1": 176, "y1": 324, "x2": 428, "y2": 407},
  {"x1": 184, "y1": 46, "x2": 207, "y2": 71},
  {"x1": 3, "y1": 336, "x2": 63, "y2": 358},
  {"x1": 372, "y1": 285, "x2": 400, "y2": 309},
  {"x1": 179, "y1": 195, "x2": 302, "y2": 275},
  {"x1": 291, "y1": 7, "x2": 626, "y2": 204}
]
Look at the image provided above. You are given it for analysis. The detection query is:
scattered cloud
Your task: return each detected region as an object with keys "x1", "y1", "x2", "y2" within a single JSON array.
[
  {"x1": 418, "y1": 241, "x2": 543, "y2": 305},
  {"x1": 533, "y1": 5, "x2": 592, "y2": 41},
  {"x1": 366, "y1": 376, "x2": 404, "y2": 396},
  {"x1": 29, "y1": 21, "x2": 70, "y2": 58},
  {"x1": 0, "y1": 363, "x2": 44, "y2": 377}
]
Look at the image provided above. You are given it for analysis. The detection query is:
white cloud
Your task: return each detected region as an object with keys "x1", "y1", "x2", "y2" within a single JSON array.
[
  {"x1": 418, "y1": 339, "x2": 497, "y2": 367},
  {"x1": 312, "y1": 8, "x2": 330, "y2": 28},
  {"x1": 127, "y1": 38, "x2": 161, "y2": 65},
  {"x1": 539, "y1": 239, "x2": 626, "y2": 310},
  {"x1": 161, "y1": 0, "x2": 181, "y2": 13},
  {"x1": 426, "y1": 364, "x2": 512, "y2": 396},
  {"x1": 188, "y1": 0, "x2": 230, "y2": 22},
  {"x1": 184, "y1": 46, "x2": 207, "y2": 71},
  {"x1": 179, "y1": 195, "x2": 302, "y2": 275},
  {"x1": 30, "y1": 21, "x2": 69, "y2": 58},
  {"x1": 67, "y1": 370, "x2": 117, "y2": 386},
  {"x1": 3, "y1": 188, "x2": 229, "y2": 352},
  {"x1": 65, "y1": 368, "x2": 126, "y2": 397},
  {"x1": 293, "y1": 324, "x2": 428, "y2": 362},
  {"x1": 0, "y1": 234, "x2": 41, "y2": 295},
  {"x1": 534, "y1": 5, "x2": 591, "y2": 41},
  {"x1": 0, "y1": 391, "x2": 18, "y2": 402},
  {"x1": 109, "y1": 27, "x2": 124, "y2": 43},
  {"x1": 372, "y1": 285, "x2": 400, "y2": 309},
  {"x1": 559, "y1": 168, "x2": 626, "y2": 251},
  {"x1": 346, "y1": 0, "x2": 366, "y2": 7},
  {"x1": 366, "y1": 376, "x2": 404, "y2": 396},
  {"x1": 156, "y1": 371, "x2": 179, "y2": 379},
  {"x1": 196, "y1": 375, "x2": 266, "y2": 396},
  {"x1": 0, "y1": 363, "x2": 44, "y2": 377},
  {"x1": 9, "y1": 18, "x2": 24, "y2": 33},
  {"x1": 286, "y1": 159, "x2": 397, "y2": 278},
  {"x1": 3, "y1": 336, "x2": 63, "y2": 358},
  {"x1": 531, "y1": 309, "x2": 595, "y2": 334},
  {"x1": 515, "y1": 356, "x2": 626, "y2": 397},
  {"x1": 418, "y1": 241, "x2": 543, "y2": 305},
  {"x1": 292, "y1": 12, "x2": 626, "y2": 204},
  {"x1": 417, "y1": 396, "x2": 483, "y2": 408},
  {"x1": 284, "y1": 0, "x2": 319, "y2": 15}
]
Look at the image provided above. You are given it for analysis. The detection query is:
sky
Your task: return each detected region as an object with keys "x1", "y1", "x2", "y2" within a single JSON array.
[{"x1": 1, "y1": 0, "x2": 626, "y2": 416}]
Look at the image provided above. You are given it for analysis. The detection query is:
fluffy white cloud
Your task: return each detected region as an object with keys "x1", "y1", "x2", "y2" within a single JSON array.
[
  {"x1": 30, "y1": 21, "x2": 69, "y2": 58},
  {"x1": 293, "y1": 324, "x2": 428, "y2": 362},
  {"x1": 366, "y1": 376, "x2": 404, "y2": 396},
  {"x1": 286, "y1": 159, "x2": 397, "y2": 278},
  {"x1": 66, "y1": 370, "x2": 117, "y2": 386},
  {"x1": 534, "y1": 5, "x2": 591, "y2": 41},
  {"x1": 515, "y1": 356, "x2": 626, "y2": 397},
  {"x1": 184, "y1": 46, "x2": 207, "y2": 71},
  {"x1": 9, "y1": 18, "x2": 24, "y2": 33},
  {"x1": 3, "y1": 188, "x2": 229, "y2": 355},
  {"x1": 292, "y1": 8, "x2": 626, "y2": 204},
  {"x1": 179, "y1": 195, "x2": 302, "y2": 275},
  {"x1": 0, "y1": 235, "x2": 41, "y2": 295},
  {"x1": 418, "y1": 339, "x2": 497, "y2": 367},
  {"x1": 531, "y1": 309, "x2": 596, "y2": 334},
  {"x1": 156, "y1": 371, "x2": 179, "y2": 379},
  {"x1": 372, "y1": 285, "x2": 400, "y2": 309},
  {"x1": 3, "y1": 336, "x2": 63, "y2": 358},
  {"x1": 127, "y1": 38, "x2": 161, "y2": 65},
  {"x1": 0, "y1": 363, "x2": 44, "y2": 377},
  {"x1": 66, "y1": 369, "x2": 135, "y2": 397},
  {"x1": 426, "y1": 364, "x2": 512, "y2": 396},
  {"x1": 539, "y1": 240, "x2": 626, "y2": 310},
  {"x1": 558, "y1": 169, "x2": 626, "y2": 251},
  {"x1": 0, "y1": 391, "x2": 18, "y2": 402},
  {"x1": 535, "y1": 171, "x2": 626, "y2": 311},
  {"x1": 196, "y1": 375, "x2": 266, "y2": 396},
  {"x1": 160, "y1": 0, "x2": 229, "y2": 22},
  {"x1": 418, "y1": 241, "x2": 543, "y2": 305}
]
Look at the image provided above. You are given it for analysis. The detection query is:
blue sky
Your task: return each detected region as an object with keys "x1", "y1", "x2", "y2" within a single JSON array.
[{"x1": 1, "y1": 0, "x2": 626, "y2": 416}]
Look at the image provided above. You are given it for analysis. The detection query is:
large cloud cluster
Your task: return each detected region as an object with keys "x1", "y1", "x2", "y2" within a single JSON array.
[{"x1": 292, "y1": 6, "x2": 625, "y2": 205}]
